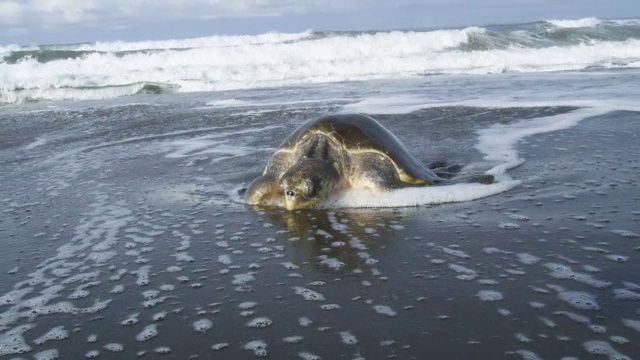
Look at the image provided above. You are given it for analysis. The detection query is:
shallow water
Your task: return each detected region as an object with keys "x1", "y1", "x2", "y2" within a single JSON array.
[{"x1": 1, "y1": 70, "x2": 640, "y2": 359}]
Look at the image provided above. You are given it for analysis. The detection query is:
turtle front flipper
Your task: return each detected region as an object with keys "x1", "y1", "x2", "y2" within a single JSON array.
[
  {"x1": 349, "y1": 152, "x2": 435, "y2": 191},
  {"x1": 245, "y1": 175, "x2": 283, "y2": 207}
]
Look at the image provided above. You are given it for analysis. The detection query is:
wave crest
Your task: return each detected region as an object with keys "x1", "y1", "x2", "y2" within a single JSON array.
[
  {"x1": 1, "y1": 20, "x2": 640, "y2": 105},
  {"x1": 546, "y1": 17, "x2": 602, "y2": 29}
]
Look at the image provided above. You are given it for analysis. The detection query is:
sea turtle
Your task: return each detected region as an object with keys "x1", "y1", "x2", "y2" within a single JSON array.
[{"x1": 245, "y1": 114, "x2": 489, "y2": 210}]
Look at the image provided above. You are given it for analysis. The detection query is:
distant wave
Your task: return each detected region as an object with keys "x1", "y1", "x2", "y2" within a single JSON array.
[
  {"x1": 0, "y1": 83, "x2": 165, "y2": 104},
  {"x1": 545, "y1": 17, "x2": 601, "y2": 29},
  {"x1": 71, "y1": 30, "x2": 316, "y2": 52},
  {"x1": 1, "y1": 19, "x2": 640, "y2": 105}
]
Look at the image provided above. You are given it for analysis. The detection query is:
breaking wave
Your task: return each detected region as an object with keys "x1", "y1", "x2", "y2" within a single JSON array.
[{"x1": 1, "y1": 18, "x2": 640, "y2": 105}]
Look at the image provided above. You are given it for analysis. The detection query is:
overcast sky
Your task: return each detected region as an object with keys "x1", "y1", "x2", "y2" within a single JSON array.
[{"x1": 1, "y1": 0, "x2": 639, "y2": 45}]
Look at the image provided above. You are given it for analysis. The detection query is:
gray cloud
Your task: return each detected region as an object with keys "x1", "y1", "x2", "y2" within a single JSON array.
[
  {"x1": 1, "y1": 0, "x2": 638, "y2": 45},
  {"x1": 0, "y1": 0, "x2": 23, "y2": 24},
  {"x1": 5, "y1": 0, "x2": 355, "y2": 25}
]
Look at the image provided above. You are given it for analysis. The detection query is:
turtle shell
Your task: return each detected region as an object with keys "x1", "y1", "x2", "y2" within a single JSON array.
[{"x1": 275, "y1": 114, "x2": 439, "y2": 185}]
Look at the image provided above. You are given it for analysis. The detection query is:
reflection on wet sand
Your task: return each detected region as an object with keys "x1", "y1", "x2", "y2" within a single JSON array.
[{"x1": 259, "y1": 207, "x2": 421, "y2": 273}]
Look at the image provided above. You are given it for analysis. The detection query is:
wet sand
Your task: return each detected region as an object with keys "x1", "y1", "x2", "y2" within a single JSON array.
[{"x1": 1, "y1": 106, "x2": 639, "y2": 359}]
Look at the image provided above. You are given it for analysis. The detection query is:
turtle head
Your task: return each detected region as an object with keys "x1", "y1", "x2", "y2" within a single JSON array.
[{"x1": 278, "y1": 159, "x2": 340, "y2": 210}]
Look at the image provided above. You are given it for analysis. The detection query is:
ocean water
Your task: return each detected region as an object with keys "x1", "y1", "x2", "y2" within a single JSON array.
[{"x1": 1, "y1": 18, "x2": 640, "y2": 359}]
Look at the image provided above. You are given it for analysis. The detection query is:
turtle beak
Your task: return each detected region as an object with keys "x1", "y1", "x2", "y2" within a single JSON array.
[
  {"x1": 284, "y1": 190, "x2": 298, "y2": 210},
  {"x1": 284, "y1": 196, "x2": 300, "y2": 210},
  {"x1": 284, "y1": 200, "x2": 297, "y2": 211}
]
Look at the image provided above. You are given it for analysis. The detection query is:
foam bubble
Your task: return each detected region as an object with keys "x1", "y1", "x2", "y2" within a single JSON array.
[
  {"x1": 372, "y1": 305, "x2": 397, "y2": 317},
  {"x1": 232, "y1": 273, "x2": 256, "y2": 285},
  {"x1": 239, "y1": 302, "x2": 258, "y2": 310},
  {"x1": 159, "y1": 284, "x2": 175, "y2": 291},
  {"x1": 622, "y1": 318, "x2": 640, "y2": 332},
  {"x1": 478, "y1": 279, "x2": 499, "y2": 285},
  {"x1": 320, "y1": 304, "x2": 341, "y2": 310},
  {"x1": 142, "y1": 290, "x2": 160, "y2": 300},
  {"x1": 609, "y1": 336, "x2": 629, "y2": 345},
  {"x1": 441, "y1": 247, "x2": 470, "y2": 259},
  {"x1": 283, "y1": 336, "x2": 304, "y2": 344},
  {"x1": 166, "y1": 266, "x2": 182, "y2": 272},
  {"x1": 298, "y1": 317, "x2": 313, "y2": 327},
  {"x1": 529, "y1": 301, "x2": 545, "y2": 309},
  {"x1": 104, "y1": 343, "x2": 124, "y2": 352},
  {"x1": 515, "y1": 333, "x2": 532, "y2": 343},
  {"x1": 154, "y1": 346, "x2": 171, "y2": 354},
  {"x1": 34, "y1": 349, "x2": 59, "y2": 360},
  {"x1": 135, "y1": 324, "x2": 159, "y2": 342},
  {"x1": 0, "y1": 288, "x2": 34, "y2": 305},
  {"x1": 110, "y1": 284, "x2": 125, "y2": 294},
  {"x1": 613, "y1": 288, "x2": 640, "y2": 300},
  {"x1": 589, "y1": 324, "x2": 607, "y2": 334},
  {"x1": 244, "y1": 340, "x2": 268, "y2": 357},
  {"x1": 85, "y1": 350, "x2": 100, "y2": 358},
  {"x1": 506, "y1": 213, "x2": 530, "y2": 221},
  {"x1": 558, "y1": 291, "x2": 600, "y2": 310},
  {"x1": 33, "y1": 325, "x2": 69, "y2": 345},
  {"x1": 449, "y1": 264, "x2": 478, "y2": 281},
  {"x1": 610, "y1": 229, "x2": 639, "y2": 238},
  {"x1": 298, "y1": 351, "x2": 321, "y2": 360},
  {"x1": 153, "y1": 311, "x2": 167, "y2": 321},
  {"x1": 511, "y1": 349, "x2": 542, "y2": 360},
  {"x1": 293, "y1": 287, "x2": 326, "y2": 301},
  {"x1": 174, "y1": 252, "x2": 195, "y2": 262},
  {"x1": 498, "y1": 222, "x2": 520, "y2": 230},
  {"x1": 582, "y1": 340, "x2": 631, "y2": 360},
  {"x1": 0, "y1": 324, "x2": 35, "y2": 356},
  {"x1": 193, "y1": 318, "x2": 213, "y2": 333},
  {"x1": 282, "y1": 262, "x2": 300, "y2": 270},
  {"x1": 142, "y1": 296, "x2": 169, "y2": 309},
  {"x1": 246, "y1": 317, "x2": 273, "y2": 329},
  {"x1": 218, "y1": 255, "x2": 232, "y2": 265},
  {"x1": 317, "y1": 255, "x2": 345, "y2": 270},
  {"x1": 544, "y1": 263, "x2": 611, "y2": 289},
  {"x1": 554, "y1": 311, "x2": 591, "y2": 325},
  {"x1": 339, "y1": 331, "x2": 358, "y2": 345},
  {"x1": 212, "y1": 343, "x2": 229, "y2": 351},
  {"x1": 207, "y1": 99, "x2": 251, "y2": 108},
  {"x1": 540, "y1": 317, "x2": 556, "y2": 328},
  {"x1": 121, "y1": 313, "x2": 140, "y2": 326},
  {"x1": 605, "y1": 254, "x2": 628, "y2": 263},
  {"x1": 477, "y1": 290, "x2": 504, "y2": 302},
  {"x1": 133, "y1": 265, "x2": 151, "y2": 286},
  {"x1": 517, "y1": 253, "x2": 540, "y2": 265}
]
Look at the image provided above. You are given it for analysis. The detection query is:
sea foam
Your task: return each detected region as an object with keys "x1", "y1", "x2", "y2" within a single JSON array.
[
  {"x1": 326, "y1": 107, "x2": 608, "y2": 208},
  {"x1": 3, "y1": 24, "x2": 640, "y2": 104},
  {"x1": 546, "y1": 17, "x2": 602, "y2": 29}
]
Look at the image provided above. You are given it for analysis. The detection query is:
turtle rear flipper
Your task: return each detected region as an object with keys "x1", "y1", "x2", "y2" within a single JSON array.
[
  {"x1": 427, "y1": 161, "x2": 447, "y2": 170},
  {"x1": 469, "y1": 174, "x2": 495, "y2": 184},
  {"x1": 440, "y1": 172, "x2": 495, "y2": 185},
  {"x1": 429, "y1": 162, "x2": 463, "y2": 179}
]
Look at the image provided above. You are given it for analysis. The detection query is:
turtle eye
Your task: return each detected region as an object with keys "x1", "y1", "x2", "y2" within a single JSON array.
[{"x1": 285, "y1": 190, "x2": 296, "y2": 198}]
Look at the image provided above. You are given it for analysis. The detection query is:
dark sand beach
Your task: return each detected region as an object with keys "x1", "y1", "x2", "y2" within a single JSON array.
[{"x1": 1, "y1": 96, "x2": 639, "y2": 359}]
